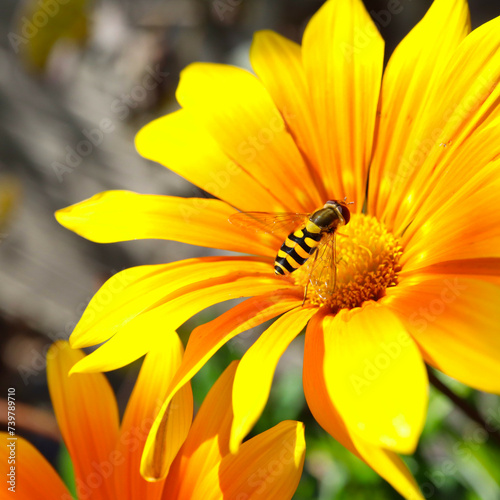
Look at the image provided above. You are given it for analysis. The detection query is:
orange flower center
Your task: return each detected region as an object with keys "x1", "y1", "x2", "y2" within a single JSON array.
[{"x1": 294, "y1": 214, "x2": 402, "y2": 310}]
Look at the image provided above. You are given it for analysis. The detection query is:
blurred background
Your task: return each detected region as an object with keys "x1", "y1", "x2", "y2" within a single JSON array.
[{"x1": 1, "y1": 0, "x2": 500, "y2": 498}]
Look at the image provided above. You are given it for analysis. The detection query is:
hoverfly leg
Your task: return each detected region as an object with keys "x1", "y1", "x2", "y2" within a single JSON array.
[
  {"x1": 302, "y1": 246, "x2": 319, "y2": 306},
  {"x1": 333, "y1": 233, "x2": 338, "y2": 291}
]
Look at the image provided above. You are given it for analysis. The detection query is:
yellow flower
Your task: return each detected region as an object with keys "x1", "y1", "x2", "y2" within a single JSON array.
[
  {"x1": 55, "y1": 0, "x2": 500, "y2": 497},
  {"x1": 0, "y1": 340, "x2": 305, "y2": 499}
]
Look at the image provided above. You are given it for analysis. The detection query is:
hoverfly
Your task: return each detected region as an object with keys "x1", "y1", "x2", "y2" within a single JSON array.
[{"x1": 229, "y1": 200, "x2": 352, "y2": 301}]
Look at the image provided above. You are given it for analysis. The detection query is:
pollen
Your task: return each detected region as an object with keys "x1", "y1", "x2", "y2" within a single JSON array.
[{"x1": 295, "y1": 214, "x2": 403, "y2": 310}]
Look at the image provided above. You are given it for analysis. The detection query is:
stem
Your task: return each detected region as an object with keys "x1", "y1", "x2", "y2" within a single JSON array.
[{"x1": 427, "y1": 367, "x2": 500, "y2": 448}]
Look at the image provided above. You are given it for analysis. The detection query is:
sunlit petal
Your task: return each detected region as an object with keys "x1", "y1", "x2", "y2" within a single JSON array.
[
  {"x1": 71, "y1": 271, "x2": 295, "y2": 373},
  {"x1": 162, "y1": 361, "x2": 238, "y2": 499},
  {"x1": 139, "y1": 334, "x2": 193, "y2": 482},
  {"x1": 250, "y1": 31, "x2": 325, "y2": 199},
  {"x1": 369, "y1": 0, "x2": 470, "y2": 219},
  {"x1": 47, "y1": 341, "x2": 120, "y2": 500},
  {"x1": 0, "y1": 433, "x2": 71, "y2": 500},
  {"x1": 70, "y1": 257, "x2": 275, "y2": 350},
  {"x1": 302, "y1": 0, "x2": 384, "y2": 206},
  {"x1": 56, "y1": 191, "x2": 278, "y2": 256},
  {"x1": 387, "y1": 277, "x2": 500, "y2": 393},
  {"x1": 303, "y1": 311, "x2": 424, "y2": 500},
  {"x1": 177, "y1": 63, "x2": 323, "y2": 212},
  {"x1": 136, "y1": 110, "x2": 288, "y2": 213},
  {"x1": 192, "y1": 421, "x2": 305, "y2": 500},
  {"x1": 114, "y1": 333, "x2": 189, "y2": 499},
  {"x1": 140, "y1": 291, "x2": 301, "y2": 478},
  {"x1": 230, "y1": 306, "x2": 317, "y2": 453}
]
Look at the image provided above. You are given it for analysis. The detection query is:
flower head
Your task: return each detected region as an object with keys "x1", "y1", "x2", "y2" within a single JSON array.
[
  {"x1": 1, "y1": 340, "x2": 305, "y2": 499},
  {"x1": 56, "y1": 0, "x2": 500, "y2": 497}
]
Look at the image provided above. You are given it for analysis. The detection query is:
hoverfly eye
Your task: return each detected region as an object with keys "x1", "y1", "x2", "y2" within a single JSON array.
[{"x1": 340, "y1": 204, "x2": 351, "y2": 225}]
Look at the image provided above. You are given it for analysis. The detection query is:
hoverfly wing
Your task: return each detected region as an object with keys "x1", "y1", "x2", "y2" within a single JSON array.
[
  {"x1": 229, "y1": 211, "x2": 309, "y2": 240},
  {"x1": 307, "y1": 232, "x2": 337, "y2": 300}
]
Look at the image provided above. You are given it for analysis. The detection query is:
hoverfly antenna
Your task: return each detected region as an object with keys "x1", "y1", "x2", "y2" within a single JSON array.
[{"x1": 342, "y1": 196, "x2": 354, "y2": 206}]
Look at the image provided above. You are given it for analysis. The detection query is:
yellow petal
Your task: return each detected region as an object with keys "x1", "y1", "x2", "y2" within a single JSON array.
[
  {"x1": 177, "y1": 62, "x2": 323, "y2": 212},
  {"x1": 402, "y1": 169, "x2": 500, "y2": 271},
  {"x1": 321, "y1": 304, "x2": 428, "y2": 453},
  {"x1": 302, "y1": 0, "x2": 384, "y2": 207},
  {"x1": 230, "y1": 306, "x2": 317, "y2": 453},
  {"x1": 387, "y1": 277, "x2": 500, "y2": 394},
  {"x1": 141, "y1": 291, "x2": 301, "y2": 482},
  {"x1": 135, "y1": 110, "x2": 286, "y2": 213},
  {"x1": 162, "y1": 361, "x2": 238, "y2": 500},
  {"x1": 386, "y1": 15, "x2": 500, "y2": 234},
  {"x1": 114, "y1": 333, "x2": 187, "y2": 499},
  {"x1": 56, "y1": 190, "x2": 278, "y2": 256},
  {"x1": 250, "y1": 31, "x2": 326, "y2": 200},
  {"x1": 71, "y1": 270, "x2": 296, "y2": 373},
  {"x1": 369, "y1": 0, "x2": 470, "y2": 218},
  {"x1": 47, "y1": 341, "x2": 120, "y2": 500},
  {"x1": 140, "y1": 333, "x2": 193, "y2": 482},
  {"x1": 399, "y1": 118, "x2": 500, "y2": 248},
  {"x1": 70, "y1": 257, "x2": 275, "y2": 350},
  {"x1": 401, "y1": 257, "x2": 500, "y2": 282},
  {"x1": 192, "y1": 421, "x2": 305, "y2": 500},
  {"x1": 0, "y1": 433, "x2": 71, "y2": 499},
  {"x1": 303, "y1": 311, "x2": 424, "y2": 500}
]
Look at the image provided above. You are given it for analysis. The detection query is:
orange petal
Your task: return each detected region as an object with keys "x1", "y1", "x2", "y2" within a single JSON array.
[
  {"x1": 386, "y1": 277, "x2": 500, "y2": 394},
  {"x1": 139, "y1": 334, "x2": 193, "y2": 482},
  {"x1": 303, "y1": 311, "x2": 424, "y2": 500},
  {"x1": 399, "y1": 119, "x2": 500, "y2": 249},
  {"x1": 250, "y1": 31, "x2": 326, "y2": 200},
  {"x1": 302, "y1": 0, "x2": 384, "y2": 207},
  {"x1": 114, "y1": 333, "x2": 189, "y2": 499},
  {"x1": 56, "y1": 190, "x2": 278, "y2": 256},
  {"x1": 401, "y1": 167, "x2": 500, "y2": 272},
  {"x1": 401, "y1": 257, "x2": 500, "y2": 282},
  {"x1": 0, "y1": 433, "x2": 71, "y2": 499},
  {"x1": 191, "y1": 421, "x2": 305, "y2": 500},
  {"x1": 162, "y1": 361, "x2": 238, "y2": 499},
  {"x1": 71, "y1": 268, "x2": 297, "y2": 374},
  {"x1": 176, "y1": 63, "x2": 323, "y2": 213},
  {"x1": 135, "y1": 110, "x2": 286, "y2": 213},
  {"x1": 47, "y1": 341, "x2": 120, "y2": 500},
  {"x1": 386, "y1": 15, "x2": 500, "y2": 234},
  {"x1": 322, "y1": 304, "x2": 428, "y2": 453},
  {"x1": 70, "y1": 257, "x2": 274, "y2": 350},
  {"x1": 230, "y1": 305, "x2": 317, "y2": 453},
  {"x1": 368, "y1": 0, "x2": 470, "y2": 219},
  {"x1": 141, "y1": 290, "x2": 302, "y2": 482}
]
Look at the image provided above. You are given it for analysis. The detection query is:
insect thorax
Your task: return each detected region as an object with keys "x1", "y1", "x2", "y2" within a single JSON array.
[{"x1": 308, "y1": 206, "x2": 341, "y2": 232}]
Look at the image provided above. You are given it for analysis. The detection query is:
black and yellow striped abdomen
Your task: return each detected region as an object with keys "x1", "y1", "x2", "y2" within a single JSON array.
[{"x1": 274, "y1": 222, "x2": 323, "y2": 275}]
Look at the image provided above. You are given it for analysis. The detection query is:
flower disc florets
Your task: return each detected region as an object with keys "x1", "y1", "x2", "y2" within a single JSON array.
[{"x1": 295, "y1": 214, "x2": 403, "y2": 310}]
